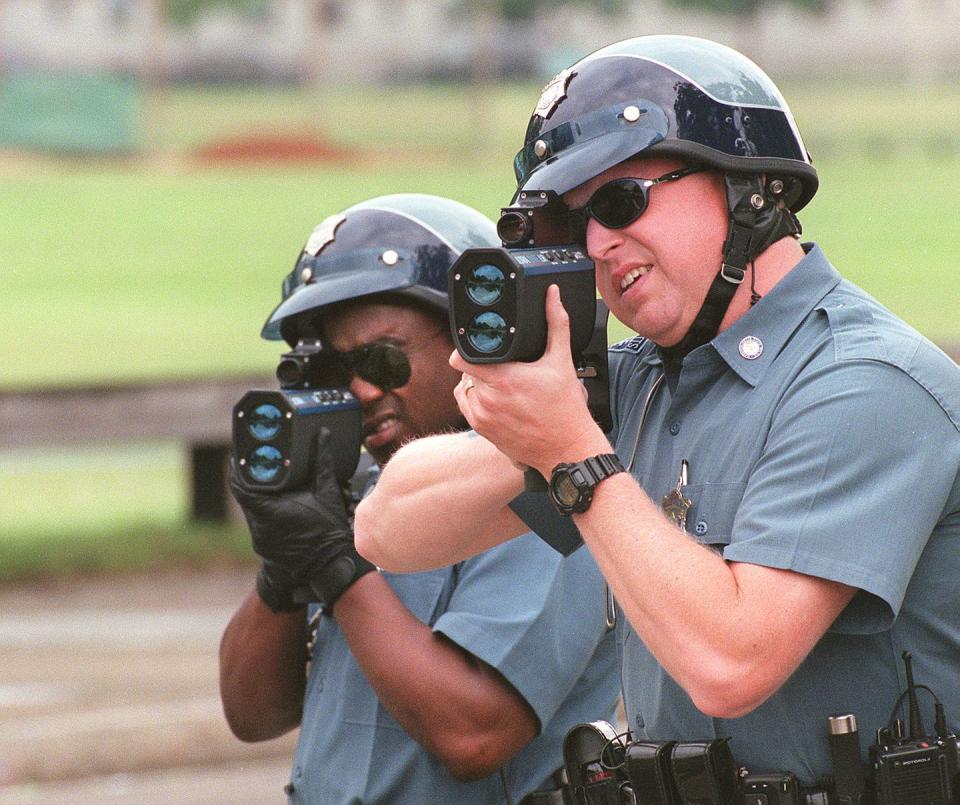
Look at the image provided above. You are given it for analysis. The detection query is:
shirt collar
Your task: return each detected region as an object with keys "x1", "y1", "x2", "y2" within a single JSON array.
[{"x1": 709, "y1": 243, "x2": 842, "y2": 386}]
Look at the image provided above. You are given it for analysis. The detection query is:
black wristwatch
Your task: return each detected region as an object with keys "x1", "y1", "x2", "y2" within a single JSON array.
[{"x1": 548, "y1": 453, "x2": 625, "y2": 516}]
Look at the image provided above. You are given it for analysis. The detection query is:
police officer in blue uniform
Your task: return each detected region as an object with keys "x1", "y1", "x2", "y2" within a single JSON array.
[
  {"x1": 219, "y1": 194, "x2": 619, "y2": 804},
  {"x1": 356, "y1": 38, "x2": 960, "y2": 786}
]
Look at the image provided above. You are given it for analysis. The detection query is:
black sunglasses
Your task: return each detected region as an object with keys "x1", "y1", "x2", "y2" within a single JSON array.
[
  {"x1": 319, "y1": 330, "x2": 445, "y2": 393},
  {"x1": 569, "y1": 166, "x2": 705, "y2": 232},
  {"x1": 313, "y1": 342, "x2": 410, "y2": 393}
]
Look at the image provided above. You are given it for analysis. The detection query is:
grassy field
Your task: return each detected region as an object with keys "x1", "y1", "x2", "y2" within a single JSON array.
[
  {"x1": 1, "y1": 79, "x2": 958, "y2": 578},
  {"x1": 1, "y1": 155, "x2": 955, "y2": 389}
]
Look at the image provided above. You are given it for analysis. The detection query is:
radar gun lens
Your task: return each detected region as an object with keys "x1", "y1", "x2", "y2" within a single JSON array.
[
  {"x1": 248, "y1": 445, "x2": 284, "y2": 483},
  {"x1": 467, "y1": 311, "x2": 508, "y2": 354},
  {"x1": 248, "y1": 403, "x2": 283, "y2": 441},
  {"x1": 466, "y1": 264, "x2": 506, "y2": 306}
]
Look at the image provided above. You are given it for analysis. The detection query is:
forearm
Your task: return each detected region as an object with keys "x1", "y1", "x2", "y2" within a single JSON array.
[
  {"x1": 354, "y1": 431, "x2": 527, "y2": 571},
  {"x1": 218, "y1": 590, "x2": 307, "y2": 741},
  {"x1": 334, "y1": 573, "x2": 538, "y2": 780},
  {"x1": 575, "y1": 473, "x2": 855, "y2": 717}
]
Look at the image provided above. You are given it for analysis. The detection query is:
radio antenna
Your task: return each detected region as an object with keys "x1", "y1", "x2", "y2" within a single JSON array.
[{"x1": 902, "y1": 651, "x2": 926, "y2": 739}]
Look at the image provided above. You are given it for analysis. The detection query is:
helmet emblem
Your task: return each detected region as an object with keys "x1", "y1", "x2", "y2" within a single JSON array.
[
  {"x1": 304, "y1": 213, "x2": 347, "y2": 256},
  {"x1": 534, "y1": 68, "x2": 575, "y2": 119}
]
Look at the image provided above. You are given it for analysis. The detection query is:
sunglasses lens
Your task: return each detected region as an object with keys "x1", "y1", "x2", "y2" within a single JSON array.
[
  {"x1": 353, "y1": 344, "x2": 412, "y2": 392},
  {"x1": 590, "y1": 180, "x2": 647, "y2": 228}
]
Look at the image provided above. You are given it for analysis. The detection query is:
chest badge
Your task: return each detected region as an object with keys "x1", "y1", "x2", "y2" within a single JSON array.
[
  {"x1": 738, "y1": 335, "x2": 764, "y2": 360},
  {"x1": 661, "y1": 459, "x2": 691, "y2": 531}
]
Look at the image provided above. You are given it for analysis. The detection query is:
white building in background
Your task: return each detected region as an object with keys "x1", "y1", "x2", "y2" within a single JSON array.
[{"x1": 0, "y1": 0, "x2": 958, "y2": 82}]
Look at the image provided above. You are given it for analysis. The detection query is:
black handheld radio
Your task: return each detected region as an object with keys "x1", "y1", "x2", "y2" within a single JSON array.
[{"x1": 868, "y1": 652, "x2": 958, "y2": 805}]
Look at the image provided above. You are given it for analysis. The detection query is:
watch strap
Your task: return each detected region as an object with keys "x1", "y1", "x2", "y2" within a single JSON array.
[
  {"x1": 580, "y1": 453, "x2": 625, "y2": 483},
  {"x1": 551, "y1": 452, "x2": 625, "y2": 516}
]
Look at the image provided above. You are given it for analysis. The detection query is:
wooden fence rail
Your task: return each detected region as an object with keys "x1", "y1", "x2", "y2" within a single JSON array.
[
  {"x1": 2, "y1": 341, "x2": 957, "y2": 524},
  {"x1": 0, "y1": 374, "x2": 273, "y2": 523}
]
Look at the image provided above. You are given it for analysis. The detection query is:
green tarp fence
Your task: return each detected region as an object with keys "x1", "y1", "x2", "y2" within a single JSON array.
[{"x1": 0, "y1": 70, "x2": 141, "y2": 154}]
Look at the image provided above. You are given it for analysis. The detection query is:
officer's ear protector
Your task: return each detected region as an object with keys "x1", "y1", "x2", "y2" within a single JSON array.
[
  {"x1": 659, "y1": 171, "x2": 801, "y2": 371},
  {"x1": 724, "y1": 173, "x2": 803, "y2": 267}
]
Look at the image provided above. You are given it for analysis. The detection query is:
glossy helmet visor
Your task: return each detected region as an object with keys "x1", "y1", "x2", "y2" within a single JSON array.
[
  {"x1": 261, "y1": 194, "x2": 499, "y2": 345},
  {"x1": 514, "y1": 35, "x2": 817, "y2": 211}
]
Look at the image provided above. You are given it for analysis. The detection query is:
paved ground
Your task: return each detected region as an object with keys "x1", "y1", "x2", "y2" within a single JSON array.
[{"x1": 0, "y1": 566, "x2": 299, "y2": 804}]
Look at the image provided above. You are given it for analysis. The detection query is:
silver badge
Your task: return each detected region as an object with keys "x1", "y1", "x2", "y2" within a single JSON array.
[
  {"x1": 304, "y1": 213, "x2": 346, "y2": 257},
  {"x1": 738, "y1": 336, "x2": 764, "y2": 360},
  {"x1": 661, "y1": 460, "x2": 691, "y2": 531},
  {"x1": 534, "y1": 68, "x2": 575, "y2": 119}
]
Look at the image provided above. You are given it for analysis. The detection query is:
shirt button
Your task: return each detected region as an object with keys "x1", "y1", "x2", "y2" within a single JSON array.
[
  {"x1": 695, "y1": 521, "x2": 708, "y2": 535},
  {"x1": 669, "y1": 421, "x2": 680, "y2": 435}
]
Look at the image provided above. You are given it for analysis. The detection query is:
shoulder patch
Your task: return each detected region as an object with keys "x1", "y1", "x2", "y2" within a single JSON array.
[{"x1": 609, "y1": 335, "x2": 648, "y2": 354}]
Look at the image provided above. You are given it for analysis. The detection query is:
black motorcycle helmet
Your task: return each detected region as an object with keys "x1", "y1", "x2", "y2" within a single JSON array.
[
  {"x1": 261, "y1": 194, "x2": 499, "y2": 346},
  {"x1": 513, "y1": 35, "x2": 818, "y2": 364}
]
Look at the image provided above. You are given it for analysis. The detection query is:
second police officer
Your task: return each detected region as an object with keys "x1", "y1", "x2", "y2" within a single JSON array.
[{"x1": 220, "y1": 194, "x2": 619, "y2": 804}]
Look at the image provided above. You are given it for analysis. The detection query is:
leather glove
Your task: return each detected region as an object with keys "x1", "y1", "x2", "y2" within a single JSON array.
[{"x1": 229, "y1": 429, "x2": 375, "y2": 614}]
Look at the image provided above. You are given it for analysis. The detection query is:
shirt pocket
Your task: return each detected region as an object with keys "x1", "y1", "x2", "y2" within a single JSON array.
[{"x1": 682, "y1": 482, "x2": 747, "y2": 550}]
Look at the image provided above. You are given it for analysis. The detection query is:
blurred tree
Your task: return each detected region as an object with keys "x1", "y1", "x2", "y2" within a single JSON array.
[
  {"x1": 663, "y1": 0, "x2": 829, "y2": 82},
  {"x1": 456, "y1": 0, "x2": 627, "y2": 79},
  {"x1": 667, "y1": 0, "x2": 827, "y2": 11},
  {"x1": 453, "y1": 0, "x2": 627, "y2": 153},
  {"x1": 164, "y1": 0, "x2": 267, "y2": 26},
  {"x1": 491, "y1": 0, "x2": 625, "y2": 20}
]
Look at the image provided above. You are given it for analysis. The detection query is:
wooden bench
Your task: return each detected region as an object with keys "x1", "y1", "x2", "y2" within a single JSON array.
[
  {"x1": 2, "y1": 341, "x2": 956, "y2": 523},
  {"x1": 0, "y1": 374, "x2": 274, "y2": 522}
]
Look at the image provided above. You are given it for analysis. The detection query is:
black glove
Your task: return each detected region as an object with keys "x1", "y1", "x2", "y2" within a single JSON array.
[{"x1": 229, "y1": 429, "x2": 375, "y2": 614}]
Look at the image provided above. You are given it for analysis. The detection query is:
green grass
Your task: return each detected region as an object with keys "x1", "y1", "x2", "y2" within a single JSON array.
[
  {"x1": 2, "y1": 153, "x2": 956, "y2": 391},
  {"x1": 0, "y1": 443, "x2": 254, "y2": 580},
  {"x1": 149, "y1": 79, "x2": 960, "y2": 158},
  {"x1": 0, "y1": 163, "x2": 515, "y2": 388},
  {"x1": 149, "y1": 82, "x2": 540, "y2": 154},
  {"x1": 2, "y1": 79, "x2": 958, "y2": 579},
  {"x1": 0, "y1": 520, "x2": 254, "y2": 582}
]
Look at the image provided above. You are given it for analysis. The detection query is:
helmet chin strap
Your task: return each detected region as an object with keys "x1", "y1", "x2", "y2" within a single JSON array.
[{"x1": 658, "y1": 173, "x2": 801, "y2": 372}]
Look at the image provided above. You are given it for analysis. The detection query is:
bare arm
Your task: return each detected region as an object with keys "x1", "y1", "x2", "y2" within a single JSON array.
[
  {"x1": 333, "y1": 572, "x2": 539, "y2": 780},
  {"x1": 354, "y1": 430, "x2": 528, "y2": 571},
  {"x1": 450, "y1": 286, "x2": 856, "y2": 716},
  {"x1": 571, "y1": 474, "x2": 856, "y2": 717},
  {"x1": 219, "y1": 574, "x2": 539, "y2": 779},
  {"x1": 219, "y1": 590, "x2": 306, "y2": 741}
]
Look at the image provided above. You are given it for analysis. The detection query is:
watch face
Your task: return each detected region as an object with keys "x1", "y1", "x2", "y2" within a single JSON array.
[{"x1": 552, "y1": 471, "x2": 581, "y2": 507}]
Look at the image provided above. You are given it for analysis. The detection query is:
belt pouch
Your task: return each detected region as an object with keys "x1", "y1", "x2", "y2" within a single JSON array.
[
  {"x1": 670, "y1": 739, "x2": 739, "y2": 805},
  {"x1": 625, "y1": 741, "x2": 680, "y2": 805}
]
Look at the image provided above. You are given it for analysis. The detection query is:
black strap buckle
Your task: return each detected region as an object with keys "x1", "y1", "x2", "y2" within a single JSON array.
[{"x1": 720, "y1": 264, "x2": 746, "y2": 284}]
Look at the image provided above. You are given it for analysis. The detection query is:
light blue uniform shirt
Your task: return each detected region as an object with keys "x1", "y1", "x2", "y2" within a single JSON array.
[
  {"x1": 287, "y1": 526, "x2": 619, "y2": 803},
  {"x1": 607, "y1": 244, "x2": 960, "y2": 783}
]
